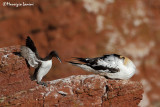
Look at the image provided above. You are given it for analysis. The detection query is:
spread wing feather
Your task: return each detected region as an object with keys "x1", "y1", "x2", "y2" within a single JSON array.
[
  {"x1": 20, "y1": 46, "x2": 40, "y2": 68},
  {"x1": 26, "y1": 36, "x2": 40, "y2": 59}
]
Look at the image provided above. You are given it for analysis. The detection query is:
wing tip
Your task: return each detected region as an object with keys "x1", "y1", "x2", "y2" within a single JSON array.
[
  {"x1": 26, "y1": 36, "x2": 31, "y2": 40},
  {"x1": 25, "y1": 36, "x2": 37, "y2": 53},
  {"x1": 26, "y1": 36, "x2": 33, "y2": 44}
]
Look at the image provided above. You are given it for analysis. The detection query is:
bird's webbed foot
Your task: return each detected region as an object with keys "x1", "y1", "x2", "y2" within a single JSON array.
[{"x1": 37, "y1": 81, "x2": 48, "y2": 87}]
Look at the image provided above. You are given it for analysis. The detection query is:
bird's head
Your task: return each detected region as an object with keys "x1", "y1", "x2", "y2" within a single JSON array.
[{"x1": 49, "y1": 51, "x2": 61, "y2": 63}]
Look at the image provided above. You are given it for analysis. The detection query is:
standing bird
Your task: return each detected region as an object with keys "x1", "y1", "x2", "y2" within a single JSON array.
[
  {"x1": 20, "y1": 36, "x2": 61, "y2": 86},
  {"x1": 68, "y1": 54, "x2": 136, "y2": 80}
]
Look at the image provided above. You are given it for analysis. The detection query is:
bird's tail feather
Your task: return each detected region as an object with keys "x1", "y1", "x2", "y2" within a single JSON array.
[
  {"x1": 72, "y1": 57, "x2": 89, "y2": 63},
  {"x1": 67, "y1": 61, "x2": 95, "y2": 72},
  {"x1": 67, "y1": 61, "x2": 82, "y2": 65}
]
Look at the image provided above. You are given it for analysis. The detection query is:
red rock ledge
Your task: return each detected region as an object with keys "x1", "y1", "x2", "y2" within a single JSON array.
[{"x1": 0, "y1": 46, "x2": 143, "y2": 106}]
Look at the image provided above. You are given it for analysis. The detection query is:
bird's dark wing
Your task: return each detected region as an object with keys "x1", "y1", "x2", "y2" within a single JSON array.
[
  {"x1": 88, "y1": 64, "x2": 119, "y2": 73},
  {"x1": 85, "y1": 56, "x2": 120, "y2": 73},
  {"x1": 26, "y1": 36, "x2": 40, "y2": 58},
  {"x1": 73, "y1": 57, "x2": 120, "y2": 73}
]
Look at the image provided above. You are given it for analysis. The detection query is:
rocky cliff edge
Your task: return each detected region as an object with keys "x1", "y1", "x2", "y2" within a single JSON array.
[{"x1": 0, "y1": 46, "x2": 143, "y2": 107}]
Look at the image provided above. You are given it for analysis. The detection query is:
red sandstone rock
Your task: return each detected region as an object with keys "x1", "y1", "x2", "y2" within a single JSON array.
[
  {"x1": 0, "y1": 46, "x2": 37, "y2": 97},
  {"x1": 0, "y1": 46, "x2": 143, "y2": 106}
]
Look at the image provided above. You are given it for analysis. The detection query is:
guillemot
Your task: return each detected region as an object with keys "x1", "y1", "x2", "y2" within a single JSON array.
[
  {"x1": 20, "y1": 36, "x2": 61, "y2": 86},
  {"x1": 68, "y1": 54, "x2": 136, "y2": 80}
]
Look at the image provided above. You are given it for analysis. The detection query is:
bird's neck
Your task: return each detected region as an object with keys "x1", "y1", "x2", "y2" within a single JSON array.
[{"x1": 42, "y1": 54, "x2": 53, "y2": 61}]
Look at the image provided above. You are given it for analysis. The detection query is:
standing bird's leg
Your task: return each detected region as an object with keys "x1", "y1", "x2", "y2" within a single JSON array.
[
  {"x1": 37, "y1": 71, "x2": 48, "y2": 87},
  {"x1": 31, "y1": 63, "x2": 41, "y2": 81},
  {"x1": 32, "y1": 68, "x2": 38, "y2": 80},
  {"x1": 37, "y1": 75, "x2": 48, "y2": 87}
]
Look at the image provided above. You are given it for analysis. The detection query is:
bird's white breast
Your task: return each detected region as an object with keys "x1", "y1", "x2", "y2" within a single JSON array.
[{"x1": 37, "y1": 60, "x2": 52, "y2": 82}]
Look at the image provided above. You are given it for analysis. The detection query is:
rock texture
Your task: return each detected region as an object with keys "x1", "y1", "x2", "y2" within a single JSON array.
[
  {"x1": 0, "y1": 46, "x2": 37, "y2": 97},
  {"x1": 0, "y1": 46, "x2": 143, "y2": 106}
]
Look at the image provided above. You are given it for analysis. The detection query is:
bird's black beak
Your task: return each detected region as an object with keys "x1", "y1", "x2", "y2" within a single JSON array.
[
  {"x1": 57, "y1": 56, "x2": 62, "y2": 63},
  {"x1": 51, "y1": 51, "x2": 62, "y2": 63},
  {"x1": 55, "y1": 55, "x2": 61, "y2": 63}
]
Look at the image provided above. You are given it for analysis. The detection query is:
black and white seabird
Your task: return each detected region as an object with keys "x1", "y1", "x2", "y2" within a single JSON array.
[
  {"x1": 68, "y1": 54, "x2": 136, "y2": 80},
  {"x1": 20, "y1": 36, "x2": 61, "y2": 86}
]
